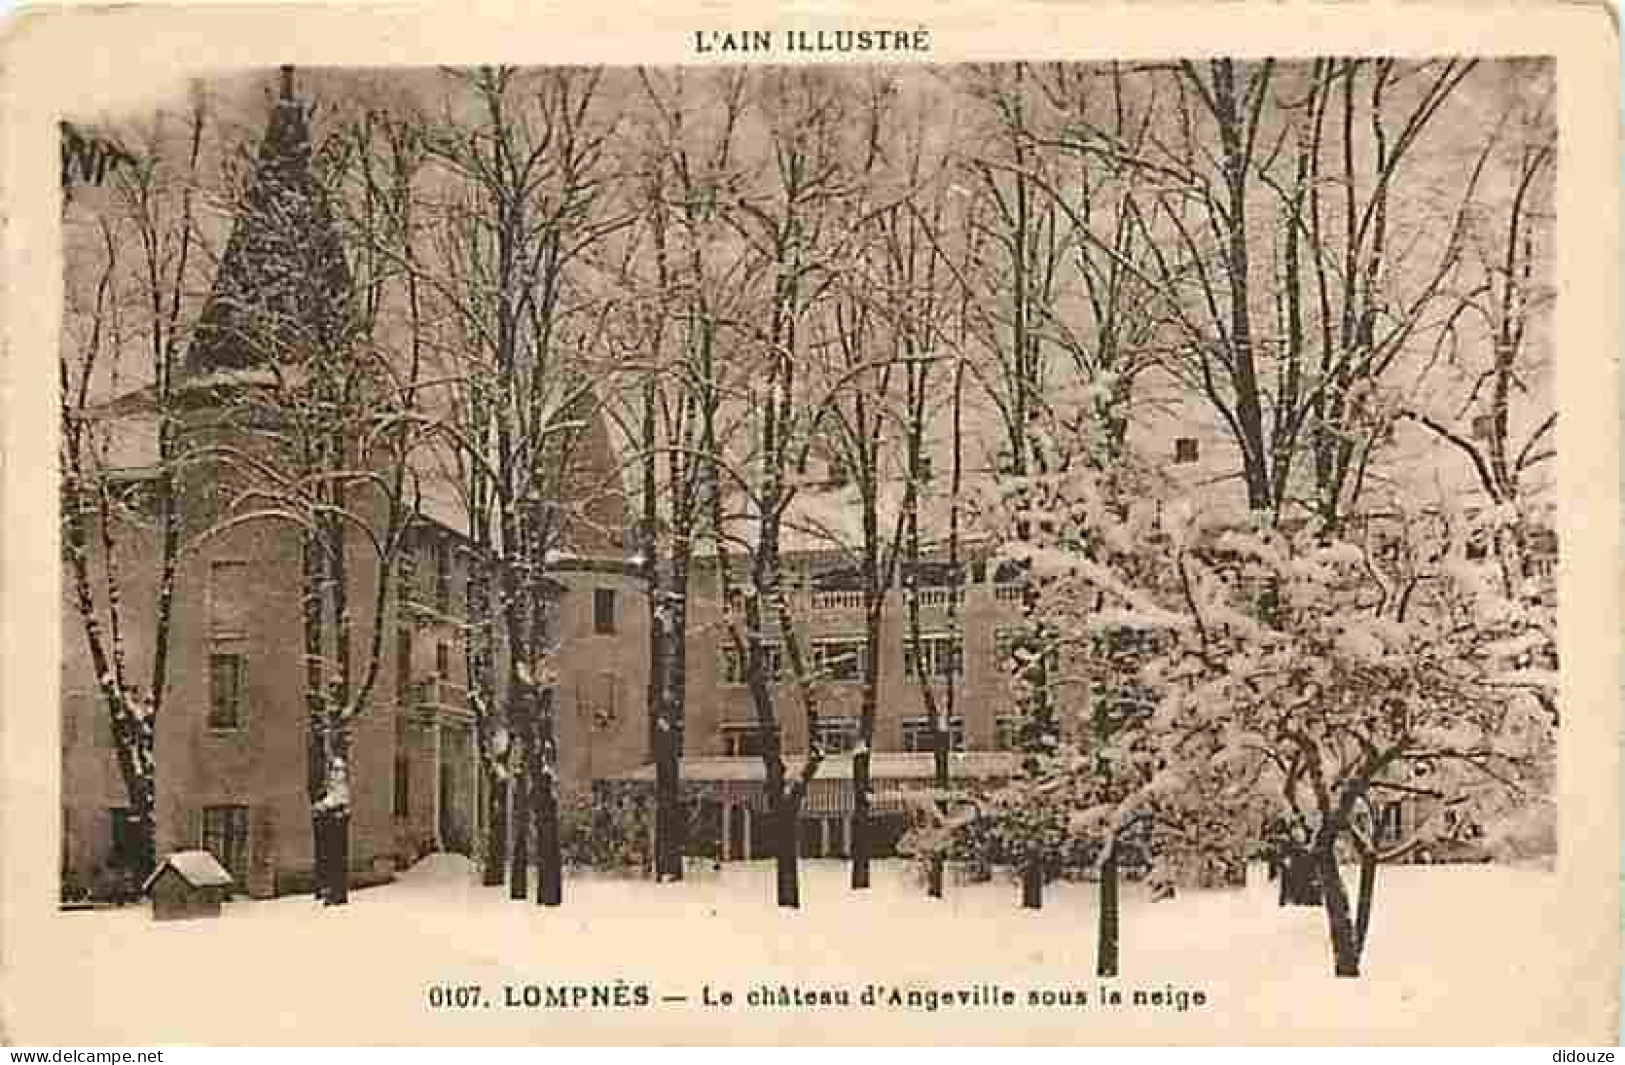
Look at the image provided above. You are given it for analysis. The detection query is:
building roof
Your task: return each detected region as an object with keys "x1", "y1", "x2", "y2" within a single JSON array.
[
  {"x1": 601, "y1": 751, "x2": 1019, "y2": 784},
  {"x1": 184, "y1": 67, "x2": 351, "y2": 379},
  {"x1": 142, "y1": 849, "x2": 234, "y2": 892}
]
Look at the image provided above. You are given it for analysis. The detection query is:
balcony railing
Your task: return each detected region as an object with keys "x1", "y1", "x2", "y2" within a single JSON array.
[
  {"x1": 807, "y1": 586, "x2": 967, "y2": 612},
  {"x1": 810, "y1": 589, "x2": 866, "y2": 611},
  {"x1": 914, "y1": 587, "x2": 964, "y2": 608}
]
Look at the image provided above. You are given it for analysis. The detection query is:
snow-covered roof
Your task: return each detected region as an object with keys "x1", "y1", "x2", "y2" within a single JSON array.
[
  {"x1": 142, "y1": 849, "x2": 234, "y2": 892},
  {"x1": 696, "y1": 480, "x2": 994, "y2": 562},
  {"x1": 602, "y1": 752, "x2": 1019, "y2": 784}
]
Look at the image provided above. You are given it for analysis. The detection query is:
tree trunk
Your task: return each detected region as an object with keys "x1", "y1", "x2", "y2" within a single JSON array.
[
  {"x1": 1354, "y1": 853, "x2": 1378, "y2": 955},
  {"x1": 1097, "y1": 843, "x2": 1120, "y2": 977},
  {"x1": 927, "y1": 729, "x2": 950, "y2": 899},
  {"x1": 1317, "y1": 843, "x2": 1363, "y2": 978},
  {"x1": 328, "y1": 812, "x2": 350, "y2": 906},
  {"x1": 536, "y1": 785, "x2": 561, "y2": 907},
  {"x1": 850, "y1": 750, "x2": 871, "y2": 889},
  {"x1": 1021, "y1": 848, "x2": 1043, "y2": 910},
  {"x1": 1280, "y1": 844, "x2": 1323, "y2": 906},
  {"x1": 533, "y1": 691, "x2": 562, "y2": 906},
  {"x1": 310, "y1": 813, "x2": 327, "y2": 902},
  {"x1": 653, "y1": 717, "x2": 682, "y2": 882},
  {"x1": 482, "y1": 771, "x2": 508, "y2": 887},
  {"x1": 775, "y1": 794, "x2": 800, "y2": 909},
  {"x1": 509, "y1": 770, "x2": 530, "y2": 901}
]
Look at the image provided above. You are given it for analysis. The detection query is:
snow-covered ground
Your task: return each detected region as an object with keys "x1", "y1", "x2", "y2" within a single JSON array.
[{"x1": 5, "y1": 858, "x2": 1602, "y2": 1044}]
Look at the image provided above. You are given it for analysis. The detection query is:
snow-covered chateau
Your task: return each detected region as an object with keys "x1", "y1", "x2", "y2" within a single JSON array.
[
  {"x1": 57, "y1": 74, "x2": 1029, "y2": 894},
  {"x1": 61, "y1": 70, "x2": 1559, "y2": 898},
  {"x1": 60, "y1": 75, "x2": 637, "y2": 896}
]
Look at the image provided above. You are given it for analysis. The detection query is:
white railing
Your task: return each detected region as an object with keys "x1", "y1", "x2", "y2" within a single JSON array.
[{"x1": 811, "y1": 589, "x2": 865, "y2": 611}]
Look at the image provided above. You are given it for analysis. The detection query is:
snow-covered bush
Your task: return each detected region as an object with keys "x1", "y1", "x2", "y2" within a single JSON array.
[{"x1": 558, "y1": 791, "x2": 653, "y2": 875}]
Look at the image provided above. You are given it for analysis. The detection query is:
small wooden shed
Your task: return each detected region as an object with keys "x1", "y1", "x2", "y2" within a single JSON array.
[{"x1": 142, "y1": 850, "x2": 233, "y2": 920}]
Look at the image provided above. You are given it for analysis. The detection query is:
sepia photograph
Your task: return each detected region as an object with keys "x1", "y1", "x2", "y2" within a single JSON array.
[{"x1": 2, "y1": 1, "x2": 1617, "y2": 1047}]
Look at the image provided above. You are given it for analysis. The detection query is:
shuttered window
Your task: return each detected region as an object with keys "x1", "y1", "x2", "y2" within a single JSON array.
[
  {"x1": 201, "y1": 805, "x2": 250, "y2": 888},
  {"x1": 208, "y1": 560, "x2": 252, "y2": 637},
  {"x1": 208, "y1": 652, "x2": 247, "y2": 730}
]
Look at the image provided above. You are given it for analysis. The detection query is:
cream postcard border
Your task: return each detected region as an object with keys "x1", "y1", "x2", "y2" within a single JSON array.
[{"x1": 0, "y1": 0, "x2": 1618, "y2": 1045}]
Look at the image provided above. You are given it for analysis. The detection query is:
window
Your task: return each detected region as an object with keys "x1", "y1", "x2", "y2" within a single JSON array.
[
  {"x1": 1471, "y1": 413, "x2": 1495, "y2": 441},
  {"x1": 1377, "y1": 802, "x2": 1403, "y2": 846},
  {"x1": 208, "y1": 652, "x2": 246, "y2": 730},
  {"x1": 395, "y1": 626, "x2": 413, "y2": 704},
  {"x1": 594, "y1": 588, "x2": 617, "y2": 634},
  {"x1": 903, "y1": 633, "x2": 963, "y2": 682},
  {"x1": 589, "y1": 671, "x2": 620, "y2": 732},
  {"x1": 200, "y1": 805, "x2": 249, "y2": 888},
  {"x1": 434, "y1": 540, "x2": 453, "y2": 614},
  {"x1": 994, "y1": 627, "x2": 1023, "y2": 670},
  {"x1": 435, "y1": 641, "x2": 452, "y2": 678},
  {"x1": 902, "y1": 716, "x2": 965, "y2": 753},
  {"x1": 1524, "y1": 553, "x2": 1556, "y2": 580},
  {"x1": 393, "y1": 717, "x2": 411, "y2": 818},
  {"x1": 1173, "y1": 437, "x2": 1199, "y2": 464},
  {"x1": 108, "y1": 807, "x2": 141, "y2": 872},
  {"x1": 811, "y1": 637, "x2": 868, "y2": 682},
  {"x1": 721, "y1": 644, "x2": 783, "y2": 686},
  {"x1": 811, "y1": 717, "x2": 860, "y2": 754},
  {"x1": 208, "y1": 560, "x2": 252, "y2": 637},
  {"x1": 721, "y1": 723, "x2": 775, "y2": 757},
  {"x1": 993, "y1": 715, "x2": 1024, "y2": 752},
  {"x1": 61, "y1": 700, "x2": 78, "y2": 749},
  {"x1": 397, "y1": 537, "x2": 418, "y2": 608}
]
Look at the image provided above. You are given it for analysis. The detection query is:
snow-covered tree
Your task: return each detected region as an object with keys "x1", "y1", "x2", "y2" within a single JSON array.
[
  {"x1": 59, "y1": 94, "x2": 208, "y2": 885},
  {"x1": 187, "y1": 69, "x2": 429, "y2": 905},
  {"x1": 601, "y1": 66, "x2": 755, "y2": 882},
  {"x1": 699, "y1": 67, "x2": 888, "y2": 908},
  {"x1": 415, "y1": 66, "x2": 629, "y2": 903}
]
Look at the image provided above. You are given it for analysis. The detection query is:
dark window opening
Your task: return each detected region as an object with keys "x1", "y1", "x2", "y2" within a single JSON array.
[
  {"x1": 722, "y1": 724, "x2": 775, "y2": 758},
  {"x1": 903, "y1": 634, "x2": 964, "y2": 681},
  {"x1": 812, "y1": 638, "x2": 868, "y2": 682},
  {"x1": 108, "y1": 807, "x2": 141, "y2": 872},
  {"x1": 393, "y1": 718, "x2": 411, "y2": 818},
  {"x1": 208, "y1": 652, "x2": 246, "y2": 730},
  {"x1": 721, "y1": 644, "x2": 783, "y2": 686},
  {"x1": 395, "y1": 626, "x2": 413, "y2": 704},
  {"x1": 200, "y1": 805, "x2": 249, "y2": 889},
  {"x1": 811, "y1": 717, "x2": 861, "y2": 754},
  {"x1": 1378, "y1": 802, "x2": 1403, "y2": 846},
  {"x1": 594, "y1": 588, "x2": 617, "y2": 634},
  {"x1": 993, "y1": 716, "x2": 1023, "y2": 752},
  {"x1": 1173, "y1": 437, "x2": 1199, "y2": 464},
  {"x1": 434, "y1": 540, "x2": 452, "y2": 614},
  {"x1": 902, "y1": 716, "x2": 965, "y2": 753}
]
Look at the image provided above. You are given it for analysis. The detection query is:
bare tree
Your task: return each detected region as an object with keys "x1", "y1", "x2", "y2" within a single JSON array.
[
  {"x1": 417, "y1": 66, "x2": 628, "y2": 904},
  {"x1": 59, "y1": 93, "x2": 207, "y2": 886},
  {"x1": 601, "y1": 66, "x2": 753, "y2": 881},
  {"x1": 702, "y1": 67, "x2": 876, "y2": 908}
]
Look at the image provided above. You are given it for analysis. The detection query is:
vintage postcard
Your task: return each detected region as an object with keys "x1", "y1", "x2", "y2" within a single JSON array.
[{"x1": 0, "y1": 0, "x2": 1617, "y2": 1046}]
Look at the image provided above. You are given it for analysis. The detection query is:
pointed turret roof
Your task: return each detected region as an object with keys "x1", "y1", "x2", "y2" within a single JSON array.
[{"x1": 185, "y1": 66, "x2": 351, "y2": 378}]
